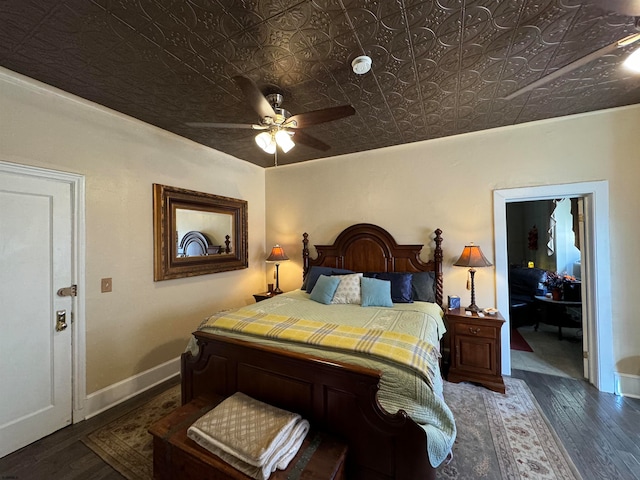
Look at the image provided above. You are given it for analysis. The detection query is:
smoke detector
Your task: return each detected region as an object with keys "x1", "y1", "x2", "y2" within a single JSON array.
[{"x1": 351, "y1": 55, "x2": 372, "y2": 75}]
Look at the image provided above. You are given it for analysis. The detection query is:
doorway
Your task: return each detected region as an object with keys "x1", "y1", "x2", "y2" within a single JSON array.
[
  {"x1": 507, "y1": 198, "x2": 584, "y2": 379},
  {"x1": 494, "y1": 181, "x2": 614, "y2": 393},
  {"x1": 0, "y1": 161, "x2": 85, "y2": 457}
]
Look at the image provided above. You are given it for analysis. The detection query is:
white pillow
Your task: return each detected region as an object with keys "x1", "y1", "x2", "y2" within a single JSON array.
[{"x1": 331, "y1": 273, "x2": 363, "y2": 304}]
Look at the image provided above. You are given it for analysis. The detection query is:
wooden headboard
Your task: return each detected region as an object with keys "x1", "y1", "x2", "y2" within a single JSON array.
[{"x1": 302, "y1": 223, "x2": 443, "y2": 306}]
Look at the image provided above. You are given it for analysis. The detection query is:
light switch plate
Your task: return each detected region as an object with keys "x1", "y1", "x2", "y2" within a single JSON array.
[{"x1": 101, "y1": 278, "x2": 112, "y2": 293}]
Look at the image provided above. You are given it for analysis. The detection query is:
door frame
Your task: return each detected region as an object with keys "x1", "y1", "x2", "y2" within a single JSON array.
[
  {"x1": 0, "y1": 160, "x2": 86, "y2": 421},
  {"x1": 493, "y1": 181, "x2": 614, "y2": 393}
]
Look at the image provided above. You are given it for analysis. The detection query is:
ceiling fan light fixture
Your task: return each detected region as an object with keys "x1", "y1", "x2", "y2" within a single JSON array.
[
  {"x1": 255, "y1": 131, "x2": 276, "y2": 154},
  {"x1": 624, "y1": 46, "x2": 640, "y2": 72},
  {"x1": 275, "y1": 130, "x2": 295, "y2": 153}
]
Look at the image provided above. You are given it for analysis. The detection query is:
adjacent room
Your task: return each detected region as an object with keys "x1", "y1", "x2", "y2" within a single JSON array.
[
  {"x1": 1, "y1": 1, "x2": 639, "y2": 479},
  {"x1": 507, "y1": 198, "x2": 585, "y2": 379}
]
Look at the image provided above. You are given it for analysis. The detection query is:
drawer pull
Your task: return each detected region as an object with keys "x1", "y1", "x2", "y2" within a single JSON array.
[{"x1": 468, "y1": 327, "x2": 481, "y2": 335}]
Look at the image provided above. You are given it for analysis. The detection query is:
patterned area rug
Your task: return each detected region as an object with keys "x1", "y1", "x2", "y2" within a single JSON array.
[
  {"x1": 85, "y1": 378, "x2": 581, "y2": 480},
  {"x1": 439, "y1": 376, "x2": 582, "y2": 479},
  {"x1": 83, "y1": 385, "x2": 181, "y2": 480},
  {"x1": 511, "y1": 327, "x2": 534, "y2": 352}
]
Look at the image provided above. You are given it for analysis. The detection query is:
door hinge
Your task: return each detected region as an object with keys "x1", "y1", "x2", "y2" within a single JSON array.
[
  {"x1": 583, "y1": 351, "x2": 589, "y2": 359},
  {"x1": 57, "y1": 285, "x2": 77, "y2": 297}
]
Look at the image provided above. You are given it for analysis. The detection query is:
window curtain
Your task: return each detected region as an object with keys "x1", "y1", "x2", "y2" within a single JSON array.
[
  {"x1": 547, "y1": 199, "x2": 558, "y2": 256},
  {"x1": 571, "y1": 198, "x2": 580, "y2": 250}
]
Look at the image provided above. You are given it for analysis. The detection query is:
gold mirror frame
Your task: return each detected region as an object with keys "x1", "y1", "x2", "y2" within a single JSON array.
[{"x1": 153, "y1": 184, "x2": 248, "y2": 281}]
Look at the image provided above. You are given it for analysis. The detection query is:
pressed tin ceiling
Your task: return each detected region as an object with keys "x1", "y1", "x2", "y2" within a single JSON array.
[{"x1": 1, "y1": 1, "x2": 640, "y2": 168}]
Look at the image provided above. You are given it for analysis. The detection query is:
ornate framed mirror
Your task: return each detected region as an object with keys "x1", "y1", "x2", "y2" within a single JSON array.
[{"x1": 153, "y1": 184, "x2": 248, "y2": 281}]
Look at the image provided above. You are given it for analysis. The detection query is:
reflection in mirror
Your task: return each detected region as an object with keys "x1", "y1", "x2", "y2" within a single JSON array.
[
  {"x1": 153, "y1": 184, "x2": 248, "y2": 281},
  {"x1": 176, "y1": 209, "x2": 233, "y2": 257}
]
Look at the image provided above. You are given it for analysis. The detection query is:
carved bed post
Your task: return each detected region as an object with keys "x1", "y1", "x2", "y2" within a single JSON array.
[
  {"x1": 224, "y1": 235, "x2": 231, "y2": 253},
  {"x1": 302, "y1": 232, "x2": 310, "y2": 280},
  {"x1": 434, "y1": 228, "x2": 443, "y2": 307}
]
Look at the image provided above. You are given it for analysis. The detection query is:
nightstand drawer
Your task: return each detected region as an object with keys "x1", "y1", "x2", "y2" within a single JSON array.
[{"x1": 453, "y1": 322, "x2": 497, "y2": 339}]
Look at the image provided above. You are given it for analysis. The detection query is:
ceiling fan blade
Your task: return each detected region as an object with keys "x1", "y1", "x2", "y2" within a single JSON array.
[
  {"x1": 284, "y1": 105, "x2": 355, "y2": 129},
  {"x1": 292, "y1": 130, "x2": 331, "y2": 151},
  {"x1": 186, "y1": 122, "x2": 265, "y2": 129},
  {"x1": 504, "y1": 32, "x2": 640, "y2": 100},
  {"x1": 232, "y1": 76, "x2": 277, "y2": 120}
]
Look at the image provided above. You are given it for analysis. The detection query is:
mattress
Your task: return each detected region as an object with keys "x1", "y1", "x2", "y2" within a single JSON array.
[{"x1": 188, "y1": 289, "x2": 456, "y2": 467}]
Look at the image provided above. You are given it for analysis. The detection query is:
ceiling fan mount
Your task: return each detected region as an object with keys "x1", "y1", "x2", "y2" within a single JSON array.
[
  {"x1": 186, "y1": 76, "x2": 355, "y2": 153},
  {"x1": 262, "y1": 93, "x2": 292, "y2": 127}
]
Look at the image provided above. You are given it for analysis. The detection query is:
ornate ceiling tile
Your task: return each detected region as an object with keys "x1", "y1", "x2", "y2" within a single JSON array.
[{"x1": 1, "y1": 0, "x2": 639, "y2": 166}]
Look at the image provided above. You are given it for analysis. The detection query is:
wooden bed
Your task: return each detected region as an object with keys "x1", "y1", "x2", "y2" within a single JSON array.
[{"x1": 181, "y1": 224, "x2": 445, "y2": 480}]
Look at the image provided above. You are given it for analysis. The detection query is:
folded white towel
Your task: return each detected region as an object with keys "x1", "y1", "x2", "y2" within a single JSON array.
[{"x1": 187, "y1": 392, "x2": 310, "y2": 480}]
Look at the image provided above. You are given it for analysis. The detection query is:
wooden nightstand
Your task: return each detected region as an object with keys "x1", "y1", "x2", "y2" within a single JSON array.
[
  {"x1": 253, "y1": 291, "x2": 280, "y2": 302},
  {"x1": 445, "y1": 308, "x2": 505, "y2": 393}
]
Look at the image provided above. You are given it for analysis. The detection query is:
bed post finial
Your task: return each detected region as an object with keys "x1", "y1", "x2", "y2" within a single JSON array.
[
  {"x1": 302, "y1": 233, "x2": 309, "y2": 280},
  {"x1": 434, "y1": 228, "x2": 443, "y2": 307}
]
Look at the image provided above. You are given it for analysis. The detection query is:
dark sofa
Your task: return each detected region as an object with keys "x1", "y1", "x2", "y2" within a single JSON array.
[{"x1": 509, "y1": 266, "x2": 546, "y2": 327}]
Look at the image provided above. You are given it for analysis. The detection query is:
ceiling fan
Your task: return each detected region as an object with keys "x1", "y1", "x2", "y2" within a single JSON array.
[
  {"x1": 187, "y1": 76, "x2": 356, "y2": 155},
  {"x1": 505, "y1": 16, "x2": 640, "y2": 100}
]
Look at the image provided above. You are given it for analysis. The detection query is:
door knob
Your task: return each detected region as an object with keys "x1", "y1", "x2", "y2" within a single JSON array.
[{"x1": 56, "y1": 310, "x2": 68, "y2": 332}]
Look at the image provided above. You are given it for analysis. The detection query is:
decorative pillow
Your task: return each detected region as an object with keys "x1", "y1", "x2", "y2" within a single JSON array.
[
  {"x1": 304, "y1": 266, "x2": 354, "y2": 293},
  {"x1": 360, "y1": 277, "x2": 393, "y2": 307},
  {"x1": 411, "y1": 271, "x2": 436, "y2": 303},
  {"x1": 331, "y1": 273, "x2": 363, "y2": 304},
  {"x1": 368, "y1": 272, "x2": 413, "y2": 303},
  {"x1": 309, "y1": 275, "x2": 342, "y2": 304}
]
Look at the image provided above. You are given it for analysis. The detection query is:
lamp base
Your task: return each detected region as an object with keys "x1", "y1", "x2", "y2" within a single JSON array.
[
  {"x1": 273, "y1": 287, "x2": 283, "y2": 294},
  {"x1": 465, "y1": 304, "x2": 481, "y2": 312}
]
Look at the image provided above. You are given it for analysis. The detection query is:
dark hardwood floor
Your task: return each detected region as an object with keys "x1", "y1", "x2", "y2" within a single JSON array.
[
  {"x1": 511, "y1": 369, "x2": 640, "y2": 480},
  {"x1": 1, "y1": 372, "x2": 638, "y2": 479},
  {"x1": 0, "y1": 376, "x2": 179, "y2": 480}
]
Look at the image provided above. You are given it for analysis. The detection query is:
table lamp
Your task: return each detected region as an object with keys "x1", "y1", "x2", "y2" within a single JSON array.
[
  {"x1": 266, "y1": 244, "x2": 289, "y2": 294},
  {"x1": 453, "y1": 243, "x2": 492, "y2": 312}
]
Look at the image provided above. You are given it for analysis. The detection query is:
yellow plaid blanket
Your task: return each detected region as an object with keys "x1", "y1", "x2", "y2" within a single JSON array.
[{"x1": 203, "y1": 310, "x2": 439, "y2": 388}]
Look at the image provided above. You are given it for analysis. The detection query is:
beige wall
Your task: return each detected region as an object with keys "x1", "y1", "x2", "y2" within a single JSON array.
[
  {"x1": 266, "y1": 105, "x2": 640, "y2": 377},
  {"x1": 2, "y1": 64, "x2": 638, "y2": 394},
  {"x1": 1, "y1": 69, "x2": 267, "y2": 394}
]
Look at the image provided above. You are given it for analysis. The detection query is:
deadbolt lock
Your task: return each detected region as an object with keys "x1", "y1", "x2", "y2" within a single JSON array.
[{"x1": 56, "y1": 310, "x2": 68, "y2": 332}]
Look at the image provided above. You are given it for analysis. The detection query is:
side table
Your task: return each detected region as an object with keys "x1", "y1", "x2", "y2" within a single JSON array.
[
  {"x1": 445, "y1": 308, "x2": 505, "y2": 394},
  {"x1": 534, "y1": 295, "x2": 582, "y2": 340},
  {"x1": 253, "y1": 291, "x2": 280, "y2": 302}
]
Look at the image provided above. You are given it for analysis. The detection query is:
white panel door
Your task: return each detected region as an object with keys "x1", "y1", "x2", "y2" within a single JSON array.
[{"x1": 0, "y1": 169, "x2": 73, "y2": 457}]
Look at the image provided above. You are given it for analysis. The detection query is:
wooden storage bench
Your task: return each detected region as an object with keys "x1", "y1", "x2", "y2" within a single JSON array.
[{"x1": 149, "y1": 395, "x2": 348, "y2": 480}]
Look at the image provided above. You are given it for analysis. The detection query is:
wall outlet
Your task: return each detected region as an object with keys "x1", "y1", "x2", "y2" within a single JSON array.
[{"x1": 101, "y1": 278, "x2": 112, "y2": 293}]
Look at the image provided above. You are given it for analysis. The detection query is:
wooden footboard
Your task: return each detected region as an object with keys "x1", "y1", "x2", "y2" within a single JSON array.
[{"x1": 182, "y1": 331, "x2": 436, "y2": 480}]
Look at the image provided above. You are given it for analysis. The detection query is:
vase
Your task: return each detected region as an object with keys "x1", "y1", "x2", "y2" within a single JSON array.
[{"x1": 551, "y1": 288, "x2": 562, "y2": 301}]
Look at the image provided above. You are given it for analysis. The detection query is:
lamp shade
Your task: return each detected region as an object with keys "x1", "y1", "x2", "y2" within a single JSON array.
[
  {"x1": 453, "y1": 244, "x2": 492, "y2": 268},
  {"x1": 624, "y1": 46, "x2": 640, "y2": 72},
  {"x1": 275, "y1": 130, "x2": 295, "y2": 153},
  {"x1": 255, "y1": 131, "x2": 276, "y2": 154},
  {"x1": 266, "y1": 244, "x2": 289, "y2": 262}
]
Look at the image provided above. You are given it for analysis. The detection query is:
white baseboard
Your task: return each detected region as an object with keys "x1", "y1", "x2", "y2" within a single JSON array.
[
  {"x1": 83, "y1": 356, "x2": 180, "y2": 420},
  {"x1": 614, "y1": 372, "x2": 640, "y2": 399}
]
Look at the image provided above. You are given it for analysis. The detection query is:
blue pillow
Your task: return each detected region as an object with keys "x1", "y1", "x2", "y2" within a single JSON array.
[
  {"x1": 309, "y1": 275, "x2": 342, "y2": 304},
  {"x1": 304, "y1": 266, "x2": 354, "y2": 293},
  {"x1": 365, "y1": 272, "x2": 413, "y2": 303},
  {"x1": 411, "y1": 271, "x2": 436, "y2": 303},
  {"x1": 361, "y1": 277, "x2": 393, "y2": 307}
]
